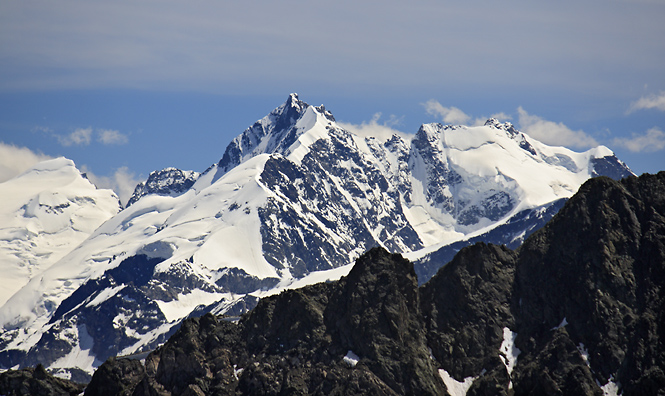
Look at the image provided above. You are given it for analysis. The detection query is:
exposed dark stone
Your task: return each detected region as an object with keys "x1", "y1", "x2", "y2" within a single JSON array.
[
  {"x1": 127, "y1": 168, "x2": 199, "y2": 207},
  {"x1": 193, "y1": 295, "x2": 260, "y2": 319},
  {"x1": 24, "y1": 172, "x2": 665, "y2": 395},
  {"x1": 24, "y1": 254, "x2": 169, "y2": 370},
  {"x1": 87, "y1": 248, "x2": 447, "y2": 396},
  {"x1": 421, "y1": 243, "x2": 517, "y2": 381},
  {"x1": 591, "y1": 155, "x2": 634, "y2": 180},
  {"x1": 412, "y1": 124, "x2": 462, "y2": 211},
  {"x1": 147, "y1": 260, "x2": 220, "y2": 302},
  {"x1": 0, "y1": 364, "x2": 85, "y2": 396},
  {"x1": 258, "y1": 131, "x2": 422, "y2": 277},
  {"x1": 512, "y1": 329, "x2": 601, "y2": 396},
  {"x1": 324, "y1": 248, "x2": 446, "y2": 396},
  {"x1": 87, "y1": 170, "x2": 665, "y2": 396},
  {"x1": 215, "y1": 93, "x2": 310, "y2": 178},
  {"x1": 513, "y1": 172, "x2": 665, "y2": 395},
  {"x1": 50, "y1": 254, "x2": 162, "y2": 324},
  {"x1": 1, "y1": 95, "x2": 647, "y2": 388},
  {"x1": 106, "y1": 255, "x2": 163, "y2": 287},
  {"x1": 84, "y1": 357, "x2": 145, "y2": 396},
  {"x1": 415, "y1": 198, "x2": 566, "y2": 284}
]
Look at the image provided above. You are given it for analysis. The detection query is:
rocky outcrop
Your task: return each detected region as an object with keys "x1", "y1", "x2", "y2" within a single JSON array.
[
  {"x1": 85, "y1": 172, "x2": 664, "y2": 396},
  {"x1": 84, "y1": 357, "x2": 145, "y2": 396},
  {"x1": 127, "y1": 168, "x2": 199, "y2": 207},
  {"x1": 421, "y1": 242, "x2": 517, "y2": 392},
  {"x1": 512, "y1": 172, "x2": 665, "y2": 395},
  {"x1": 421, "y1": 172, "x2": 665, "y2": 395},
  {"x1": 0, "y1": 364, "x2": 84, "y2": 396},
  {"x1": 86, "y1": 248, "x2": 446, "y2": 396}
]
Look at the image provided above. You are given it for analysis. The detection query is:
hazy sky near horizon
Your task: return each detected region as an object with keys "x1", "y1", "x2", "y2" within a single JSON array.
[{"x1": 1, "y1": 0, "x2": 664, "y2": 203}]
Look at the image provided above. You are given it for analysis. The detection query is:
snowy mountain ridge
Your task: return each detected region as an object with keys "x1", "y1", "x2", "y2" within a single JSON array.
[
  {"x1": 0, "y1": 94, "x2": 633, "y2": 380},
  {"x1": 126, "y1": 167, "x2": 200, "y2": 207},
  {"x1": 0, "y1": 158, "x2": 120, "y2": 307}
]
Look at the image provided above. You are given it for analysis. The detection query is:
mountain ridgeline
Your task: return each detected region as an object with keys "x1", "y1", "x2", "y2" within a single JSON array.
[
  {"x1": 0, "y1": 94, "x2": 635, "y2": 380},
  {"x1": 83, "y1": 171, "x2": 665, "y2": 396}
]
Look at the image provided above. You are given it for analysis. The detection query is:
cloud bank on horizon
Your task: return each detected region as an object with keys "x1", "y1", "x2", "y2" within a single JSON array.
[
  {"x1": 0, "y1": 0, "x2": 663, "y2": 187},
  {"x1": 1, "y1": 0, "x2": 663, "y2": 94}
]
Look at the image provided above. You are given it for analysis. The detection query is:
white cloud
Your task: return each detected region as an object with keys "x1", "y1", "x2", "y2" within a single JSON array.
[
  {"x1": 423, "y1": 101, "x2": 514, "y2": 127},
  {"x1": 32, "y1": 126, "x2": 54, "y2": 134},
  {"x1": 82, "y1": 166, "x2": 141, "y2": 206},
  {"x1": 98, "y1": 129, "x2": 129, "y2": 145},
  {"x1": 517, "y1": 107, "x2": 598, "y2": 149},
  {"x1": 0, "y1": 142, "x2": 54, "y2": 183},
  {"x1": 424, "y1": 100, "x2": 471, "y2": 125},
  {"x1": 338, "y1": 113, "x2": 412, "y2": 141},
  {"x1": 627, "y1": 92, "x2": 665, "y2": 113},
  {"x1": 490, "y1": 112, "x2": 513, "y2": 122},
  {"x1": 612, "y1": 127, "x2": 665, "y2": 153},
  {"x1": 42, "y1": 127, "x2": 128, "y2": 147},
  {"x1": 58, "y1": 127, "x2": 93, "y2": 146}
]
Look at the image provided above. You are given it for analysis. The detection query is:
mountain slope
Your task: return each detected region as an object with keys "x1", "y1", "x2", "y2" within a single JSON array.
[
  {"x1": 511, "y1": 172, "x2": 665, "y2": 395},
  {"x1": 0, "y1": 94, "x2": 633, "y2": 379},
  {"x1": 126, "y1": 167, "x2": 200, "y2": 207},
  {"x1": 87, "y1": 248, "x2": 448, "y2": 396},
  {"x1": 421, "y1": 171, "x2": 665, "y2": 395},
  {"x1": 0, "y1": 158, "x2": 120, "y2": 307},
  {"x1": 84, "y1": 171, "x2": 665, "y2": 396}
]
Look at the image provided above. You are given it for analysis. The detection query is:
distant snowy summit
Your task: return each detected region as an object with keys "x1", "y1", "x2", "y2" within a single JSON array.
[
  {"x1": 0, "y1": 158, "x2": 120, "y2": 307},
  {"x1": 127, "y1": 167, "x2": 200, "y2": 207},
  {"x1": 0, "y1": 94, "x2": 633, "y2": 380}
]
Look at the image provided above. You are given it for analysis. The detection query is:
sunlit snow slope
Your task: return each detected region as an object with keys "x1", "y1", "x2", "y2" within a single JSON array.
[
  {"x1": 0, "y1": 94, "x2": 633, "y2": 379},
  {"x1": 0, "y1": 158, "x2": 120, "y2": 306}
]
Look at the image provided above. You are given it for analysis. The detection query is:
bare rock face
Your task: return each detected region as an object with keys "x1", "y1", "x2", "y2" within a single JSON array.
[
  {"x1": 87, "y1": 248, "x2": 446, "y2": 396},
  {"x1": 513, "y1": 172, "x2": 665, "y2": 396},
  {"x1": 420, "y1": 243, "x2": 517, "y2": 390},
  {"x1": 84, "y1": 357, "x2": 145, "y2": 396},
  {"x1": 322, "y1": 248, "x2": 445, "y2": 396},
  {"x1": 0, "y1": 364, "x2": 84, "y2": 396},
  {"x1": 85, "y1": 172, "x2": 665, "y2": 396}
]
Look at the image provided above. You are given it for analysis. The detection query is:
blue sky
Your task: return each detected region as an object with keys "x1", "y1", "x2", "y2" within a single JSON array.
[{"x1": 1, "y1": 0, "x2": 664, "y2": 204}]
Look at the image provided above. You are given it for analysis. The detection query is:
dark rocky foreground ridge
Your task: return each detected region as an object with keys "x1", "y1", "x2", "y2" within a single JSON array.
[
  {"x1": 6, "y1": 171, "x2": 662, "y2": 395},
  {"x1": 82, "y1": 171, "x2": 664, "y2": 396},
  {"x1": 0, "y1": 364, "x2": 84, "y2": 396}
]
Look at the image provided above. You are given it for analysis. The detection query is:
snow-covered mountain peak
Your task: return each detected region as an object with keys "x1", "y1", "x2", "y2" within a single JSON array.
[
  {"x1": 484, "y1": 117, "x2": 502, "y2": 127},
  {"x1": 0, "y1": 157, "x2": 120, "y2": 307},
  {"x1": 587, "y1": 145, "x2": 614, "y2": 159},
  {"x1": 214, "y1": 95, "x2": 338, "y2": 181},
  {"x1": 127, "y1": 167, "x2": 200, "y2": 207},
  {"x1": 0, "y1": 95, "x2": 636, "y2": 380},
  {"x1": 9, "y1": 157, "x2": 81, "y2": 185},
  {"x1": 484, "y1": 117, "x2": 517, "y2": 132},
  {"x1": 282, "y1": 105, "x2": 338, "y2": 164}
]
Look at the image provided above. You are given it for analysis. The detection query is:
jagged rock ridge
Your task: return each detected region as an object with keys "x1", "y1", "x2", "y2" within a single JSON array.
[
  {"x1": 127, "y1": 168, "x2": 200, "y2": 207},
  {"x1": 0, "y1": 364, "x2": 84, "y2": 396},
  {"x1": 85, "y1": 171, "x2": 664, "y2": 396},
  {"x1": 87, "y1": 248, "x2": 447, "y2": 396}
]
